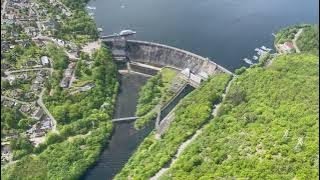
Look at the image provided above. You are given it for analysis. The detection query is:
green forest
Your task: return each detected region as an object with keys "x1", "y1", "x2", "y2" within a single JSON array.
[
  {"x1": 115, "y1": 24, "x2": 319, "y2": 180},
  {"x1": 160, "y1": 54, "x2": 319, "y2": 179},
  {"x1": 296, "y1": 25, "x2": 319, "y2": 55},
  {"x1": 274, "y1": 24, "x2": 310, "y2": 44}
]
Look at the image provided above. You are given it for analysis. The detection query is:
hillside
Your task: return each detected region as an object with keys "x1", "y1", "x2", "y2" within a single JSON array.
[{"x1": 161, "y1": 53, "x2": 319, "y2": 179}]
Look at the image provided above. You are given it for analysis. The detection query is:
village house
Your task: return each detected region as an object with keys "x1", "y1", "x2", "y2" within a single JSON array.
[
  {"x1": 1, "y1": 42, "x2": 10, "y2": 52},
  {"x1": 60, "y1": 76, "x2": 70, "y2": 88},
  {"x1": 31, "y1": 83, "x2": 41, "y2": 91},
  {"x1": 1, "y1": 144, "x2": 12, "y2": 163},
  {"x1": 1, "y1": 62, "x2": 11, "y2": 70},
  {"x1": 40, "y1": 116, "x2": 52, "y2": 130},
  {"x1": 24, "y1": 92, "x2": 35, "y2": 100},
  {"x1": 11, "y1": 89, "x2": 23, "y2": 97},
  {"x1": 17, "y1": 73, "x2": 28, "y2": 80},
  {"x1": 7, "y1": 75, "x2": 16, "y2": 85},
  {"x1": 40, "y1": 56, "x2": 50, "y2": 67},
  {"x1": 41, "y1": 20, "x2": 56, "y2": 31},
  {"x1": 34, "y1": 75, "x2": 45, "y2": 84},
  {"x1": 3, "y1": 100, "x2": 15, "y2": 108},
  {"x1": 20, "y1": 104, "x2": 31, "y2": 113},
  {"x1": 24, "y1": 26, "x2": 38, "y2": 37},
  {"x1": 278, "y1": 41, "x2": 295, "y2": 53},
  {"x1": 32, "y1": 107, "x2": 44, "y2": 120}
]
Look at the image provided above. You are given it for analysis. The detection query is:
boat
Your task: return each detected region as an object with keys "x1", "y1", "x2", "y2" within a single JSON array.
[
  {"x1": 254, "y1": 48, "x2": 261, "y2": 52},
  {"x1": 119, "y1": 29, "x2": 136, "y2": 36},
  {"x1": 86, "y1": 6, "x2": 96, "y2": 10},
  {"x1": 243, "y1": 58, "x2": 253, "y2": 65},
  {"x1": 261, "y1": 46, "x2": 272, "y2": 52},
  {"x1": 253, "y1": 56, "x2": 258, "y2": 60},
  {"x1": 97, "y1": 28, "x2": 103, "y2": 32}
]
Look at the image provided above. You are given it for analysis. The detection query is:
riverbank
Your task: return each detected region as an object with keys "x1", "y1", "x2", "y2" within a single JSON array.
[{"x1": 81, "y1": 73, "x2": 154, "y2": 180}]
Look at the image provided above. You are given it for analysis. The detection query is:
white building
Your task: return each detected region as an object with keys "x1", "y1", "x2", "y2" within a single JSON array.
[{"x1": 40, "y1": 56, "x2": 50, "y2": 67}]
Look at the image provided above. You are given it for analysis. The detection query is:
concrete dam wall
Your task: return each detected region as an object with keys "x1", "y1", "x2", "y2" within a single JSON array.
[
  {"x1": 126, "y1": 40, "x2": 233, "y2": 75},
  {"x1": 104, "y1": 39, "x2": 233, "y2": 76}
]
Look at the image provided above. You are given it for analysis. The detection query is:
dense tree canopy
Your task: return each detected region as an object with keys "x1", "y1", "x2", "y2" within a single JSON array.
[{"x1": 161, "y1": 54, "x2": 319, "y2": 179}]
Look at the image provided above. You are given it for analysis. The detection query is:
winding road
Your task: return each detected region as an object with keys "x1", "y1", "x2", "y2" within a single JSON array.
[{"x1": 293, "y1": 29, "x2": 303, "y2": 53}]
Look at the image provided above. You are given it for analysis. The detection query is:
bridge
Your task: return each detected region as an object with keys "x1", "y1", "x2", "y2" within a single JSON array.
[{"x1": 111, "y1": 116, "x2": 138, "y2": 122}]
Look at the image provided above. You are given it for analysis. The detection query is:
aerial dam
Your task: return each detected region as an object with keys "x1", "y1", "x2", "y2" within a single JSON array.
[
  {"x1": 82, "y1": 37, "x2": 234, "y2": 179},
  {"x1": 103, "y1": 38, "x2": 233, "y2": 134},
  {"x1": 103, "y1": 39, "x2": 233, "y2": 76}
]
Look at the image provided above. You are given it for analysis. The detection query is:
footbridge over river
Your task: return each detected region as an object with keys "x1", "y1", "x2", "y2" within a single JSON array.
[{"x1": 111, "y1": 116, "x2": 138, "y2": 122}]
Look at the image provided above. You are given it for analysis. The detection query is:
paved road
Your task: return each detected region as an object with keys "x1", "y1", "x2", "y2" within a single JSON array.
[
  {"x1": 1, "y1": 0, "x2": 8, "y2": 21},
  {"x1": 293, "y1": 29, "x2": 303, "y2": 53},
  {"x1": 37, "y1": 88, "x2": 58, "y2": 132},
  {"x1": 5, "y1": 68, "x2": 52, "y2": 75}
]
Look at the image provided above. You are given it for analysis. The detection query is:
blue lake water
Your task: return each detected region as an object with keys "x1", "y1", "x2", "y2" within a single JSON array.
[{"x1": 88, "y1": 0, "x2": 318, "y2": 70}]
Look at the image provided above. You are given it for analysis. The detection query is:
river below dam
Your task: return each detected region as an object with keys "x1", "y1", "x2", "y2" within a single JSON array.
[{"x1": 81, "y1": 73, "x2": 152, "y2": 180}]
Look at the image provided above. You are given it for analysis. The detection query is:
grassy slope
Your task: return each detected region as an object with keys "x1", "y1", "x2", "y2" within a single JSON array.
[
  {"x1": 115, "y1": 73, "x2": 231, "y2": 179},
  {"x1": 161, "y1": 54, "x2": 319, "y2": 179}
]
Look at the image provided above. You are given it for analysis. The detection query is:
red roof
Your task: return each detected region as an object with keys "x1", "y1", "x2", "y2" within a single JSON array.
[{"x1": 284, "y1": 42, "x2": 294, "y2": 49}]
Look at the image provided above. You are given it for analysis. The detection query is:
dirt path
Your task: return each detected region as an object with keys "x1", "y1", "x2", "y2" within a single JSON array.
[
  {"x1": 293, "y1": 29, "x2": 303, "y2": 53},
  {"x1": 150, "y1": 76, "x2": 235, "y2": 180}
]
